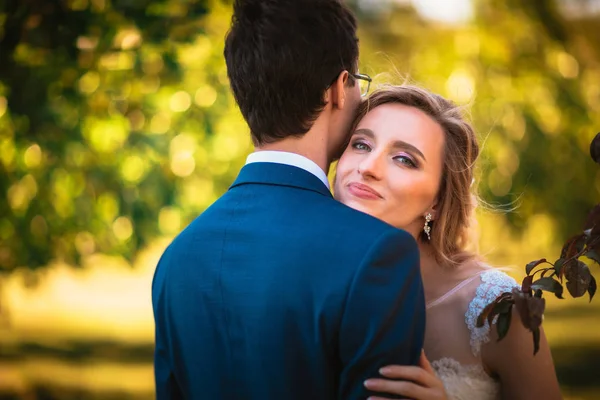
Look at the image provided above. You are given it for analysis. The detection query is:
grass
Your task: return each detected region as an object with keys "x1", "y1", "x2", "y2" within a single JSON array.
[
  {"x1": 1, "y1": 237, "x2": 599, "y2": 399},
  {"x1": 1, "y1": 300, "x2": 599, "y2": 400}
]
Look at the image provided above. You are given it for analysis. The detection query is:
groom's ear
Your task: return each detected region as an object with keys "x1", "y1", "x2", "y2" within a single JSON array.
[{"x1": 330, "y1": 70, "x2": 349, "y2": 110}]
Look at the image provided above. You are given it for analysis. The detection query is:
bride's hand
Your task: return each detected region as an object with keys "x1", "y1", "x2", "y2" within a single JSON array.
[{"x1": 363, "y1": 350, "x2": 448, "y2": 400}]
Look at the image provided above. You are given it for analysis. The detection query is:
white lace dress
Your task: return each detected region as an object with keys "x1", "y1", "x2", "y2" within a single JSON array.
[{"x1": 425, "y1": 269, "x2": 518, "y2": 400}]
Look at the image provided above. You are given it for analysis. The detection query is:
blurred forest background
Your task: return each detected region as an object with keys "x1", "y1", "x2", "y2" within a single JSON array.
[{"x1": 1, "y1": 0, "x2": 599, "y2": 398}]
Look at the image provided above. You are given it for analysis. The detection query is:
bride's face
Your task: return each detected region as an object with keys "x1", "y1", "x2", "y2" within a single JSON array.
[{"x1": 334, "y1": 103, "x2": 445, "y2": 239}]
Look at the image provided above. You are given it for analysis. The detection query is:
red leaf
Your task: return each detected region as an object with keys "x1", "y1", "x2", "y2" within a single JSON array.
[
  {"x1": 560, "y1": 235, "x2": 586, "y2": 260},
  {"x1": 521, "y1": 275, "x2": 534, "y2": 293},
  {"x1": 496, "y1": 311, "x2": 512, "y2": 342},
  {"x1": 588, "y1": 276, "x2": 597, "y2": 303},
  {"x1": 513, "y1": 288, "x2": 545, "y2": 331},
  {"x1": 526, "y1": 259, "x2": 547, "y2": 276},
  {"x1": 477, "y1": 295, "x2": 513, "y2": 328},
  {"x1": 583, "y1": 204, "x2": 600, "y2": 231},
  {"x1": 477, "y1": 301, "x2": 497, "y2": 328},
  {"x1": 554, "y1": 258, "x2": 566, "y2": 280},
  {"x1": 587, "y1": 234, "x2": 600, "y2": 253},
  {"x1": 487, "y1": 296, "x2": 512, "y2": 326},
  {"x1": 533, "y1": 327, "x2": 541, "y2": 355},
  {"x1": 565, "y1": 260, "x2": 592, "y2": 298},
  {"x1": 559, "y1": 258, "x2": 579, "y2": 281}
]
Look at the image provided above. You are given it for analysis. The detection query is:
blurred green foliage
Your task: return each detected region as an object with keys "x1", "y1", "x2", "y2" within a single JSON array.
[
  {"x1": 0, "y1": 0, "x2": 252, "y2": 272},
  {"x1": 0, "y1": 0, "x2": 598, "y2": 275}
]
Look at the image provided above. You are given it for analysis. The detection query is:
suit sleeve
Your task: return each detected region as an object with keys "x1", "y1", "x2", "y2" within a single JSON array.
[
  {"x1": 152, "y1": 251, "x2": 184, "y2": 400},
  {"x1": 337, "y1": 227, "x2": 426, "y2": 400}
]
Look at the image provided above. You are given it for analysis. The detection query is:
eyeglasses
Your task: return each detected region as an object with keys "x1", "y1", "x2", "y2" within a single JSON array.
[
  {"x1": 328, "y1": 71, "x2": 372, "y2": 97},
  {"x1": 351, "y1": 73, "x2": 372, "y2": 97}
]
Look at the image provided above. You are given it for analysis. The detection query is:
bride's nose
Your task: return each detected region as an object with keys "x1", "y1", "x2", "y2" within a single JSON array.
[{"x1": 357, "y1": 153, "x2": 384, "y2": 181}]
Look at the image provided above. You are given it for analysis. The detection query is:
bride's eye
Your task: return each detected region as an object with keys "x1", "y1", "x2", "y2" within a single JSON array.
[
  {"x1": 352, "y1": 141, "x2": 371, "y2": 152},
  {"x1": 393, "y1": 154, "x2": 417, "y2": 168}
]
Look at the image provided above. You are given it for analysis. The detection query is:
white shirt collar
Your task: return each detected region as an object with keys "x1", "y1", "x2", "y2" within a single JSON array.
[{"x1": 245, "y1": 151, "x2": 330, "y2": 189}]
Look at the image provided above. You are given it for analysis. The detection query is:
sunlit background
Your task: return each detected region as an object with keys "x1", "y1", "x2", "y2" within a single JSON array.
[{"x1": 1, "y1": 0, "x2": 599, "y2": 399}]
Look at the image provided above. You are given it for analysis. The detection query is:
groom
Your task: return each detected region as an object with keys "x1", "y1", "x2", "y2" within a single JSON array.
[{"x1": 151, "y1": 0, "x2": 425, "y2": 399}]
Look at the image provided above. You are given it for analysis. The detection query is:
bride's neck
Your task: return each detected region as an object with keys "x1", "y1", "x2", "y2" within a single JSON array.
[
  {"x1": 418, "y1": 242, "x2": 441, "y2": 277},
  {"x1": 418, "y1": 242, "x2": 456, "y2": 302}
]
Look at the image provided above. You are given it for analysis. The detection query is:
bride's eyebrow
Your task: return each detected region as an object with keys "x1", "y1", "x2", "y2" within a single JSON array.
[
  {"x1": 353, "y1": 128, "x2": 426, "y2": 161},
  {"x1": 392, "y1": 141, "x2": 426, "y2": 162},
  {"x1": 354, "y1": 128, "x2": 376, "y2": 139}
]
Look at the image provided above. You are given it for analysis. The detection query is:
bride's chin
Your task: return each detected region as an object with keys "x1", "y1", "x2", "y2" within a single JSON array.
[{"x1": 340, "y1": 199, "x2": 360, "y2": 210}]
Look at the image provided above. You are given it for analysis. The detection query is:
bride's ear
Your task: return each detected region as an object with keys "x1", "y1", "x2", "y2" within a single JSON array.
[
  {"x1": 427, "y1": 210, "x2": 437, "y2": 221},
  {"x1": 427, "y1": 202, "x2": 439, "y2": 221}
]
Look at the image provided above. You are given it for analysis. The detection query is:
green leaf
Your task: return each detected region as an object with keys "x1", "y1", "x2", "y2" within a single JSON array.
[
  {"x1": 526, "y1": 258, "x2": 547, "y2": 275},
  {"x1": 531, "y1": 277, "x2": 564, "y2": 299},
  {"x1": 588, "y1": 276, "x2": 597, "y2": 303},
  {"x1": 496, "y1": 311, "x2": 512, "y2": 342},
  {"x1": 586, "y1": 249, "x2": 600, "y2": 265},
  {"x1": 533, "y1": 327, "x2": 541, "y2": 355}
]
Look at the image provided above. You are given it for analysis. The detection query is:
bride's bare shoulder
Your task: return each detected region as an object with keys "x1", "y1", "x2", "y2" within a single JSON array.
[{"x1": 456, "y1": 260, "x2": 517, "y2": 285}]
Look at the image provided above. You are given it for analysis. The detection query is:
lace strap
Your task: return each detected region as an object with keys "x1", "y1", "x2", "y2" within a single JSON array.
[
  {"x1": 465, "y1": 269, "x2": 518, "y2": 356},
  {"x1": 426, "y1": 272, "x2": 484, "y2": 310}
]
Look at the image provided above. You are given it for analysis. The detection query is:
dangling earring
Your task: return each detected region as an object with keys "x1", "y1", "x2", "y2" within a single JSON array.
[{"x1": 423, "y1": 213, "x2": 432, "y2": 241}]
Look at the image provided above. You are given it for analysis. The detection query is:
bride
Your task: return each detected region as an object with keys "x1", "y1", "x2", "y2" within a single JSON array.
[{"x1": 333, "y1": 84, "x2": 562, "y2": 400}]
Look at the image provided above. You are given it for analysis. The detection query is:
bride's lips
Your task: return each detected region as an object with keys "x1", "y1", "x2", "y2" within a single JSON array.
[{"x1": 347, "y1": 182, "x2": 383, "y2": 200}]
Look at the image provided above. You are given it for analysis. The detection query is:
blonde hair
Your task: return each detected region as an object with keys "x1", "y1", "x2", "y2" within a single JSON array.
[{"x1": 351, "y1": 84, "x2": 480, "y2": 267}]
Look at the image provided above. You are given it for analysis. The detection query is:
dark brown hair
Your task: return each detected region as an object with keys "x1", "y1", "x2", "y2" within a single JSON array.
[{"x1": 224, "y1": 0, "x2": 359, "y2": 145}]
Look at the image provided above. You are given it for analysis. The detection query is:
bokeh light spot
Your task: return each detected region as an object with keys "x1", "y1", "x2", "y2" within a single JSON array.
[
  {"x1": 170, "y1": 151, "x2": 196, "y2": 177},
  {"x1": 121, "y1": 155, "x2": 148, "y2": 184},
  {"x1": 159, "y1": 207, "x2": 181, "y2": 234},
  {"x1": 150, "y1": 112, "x2": 171, "y2": 134},
  {"x1": 445, "y1": 68, "x2": 475, "y2": 103},
  {"x1": 79, "y1": 71, "x2": 101, "y2": 94},
  {"x1": 113, "y1": 216, "x2": 133, "y2": 241},
  {"x1": 75, "y1": 231, "x2": 96, "y2": 255},
  {"x1": 194, "y1": 85, "x2": 217, "y2": 108},
  {"x1": 24, "y1": 144, "x2": 42, "y2": 169},
  {"x1": 170, "y1": 91, "x2": 192, "y2": 112},
  {"x1": 557, "y1": 52, "x2": 579, "y2": 79},
  {"x1": 0, "y1": 96, "x2": 7, "y2": 118}
]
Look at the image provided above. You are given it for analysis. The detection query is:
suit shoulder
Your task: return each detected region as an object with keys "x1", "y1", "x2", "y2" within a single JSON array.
[{"x1": 321, "y1": 198, "x2": 414, "y2": 242}]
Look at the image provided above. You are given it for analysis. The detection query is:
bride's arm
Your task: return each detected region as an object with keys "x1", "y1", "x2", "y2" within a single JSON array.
[{"x1": 482, "y1": 308, "x2": 562, "y2": 400}]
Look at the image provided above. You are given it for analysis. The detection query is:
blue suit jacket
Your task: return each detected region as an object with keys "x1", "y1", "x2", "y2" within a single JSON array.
[{"x1": 152, "y1": 162, "x2": 425, "y2": 399}]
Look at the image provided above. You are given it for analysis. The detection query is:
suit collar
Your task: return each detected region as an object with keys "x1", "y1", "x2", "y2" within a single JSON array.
[
  {"x1": 230, "y1": 162, "x2": 333, "y2": 198},
  {"x1": 245, "y1": 151, "x2": 330, "y2": 190}
]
